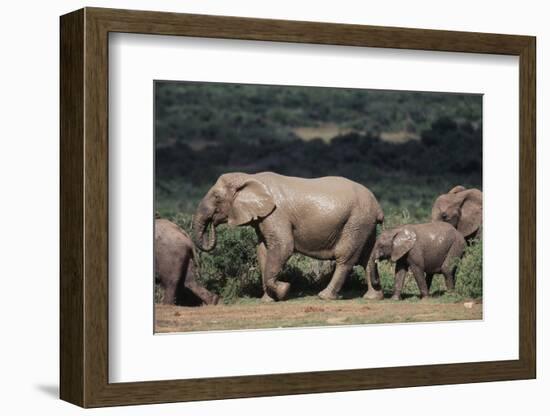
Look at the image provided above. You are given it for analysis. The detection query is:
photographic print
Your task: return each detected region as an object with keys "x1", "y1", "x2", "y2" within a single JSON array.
[
  {"x1": 154, "y1": 81, "x2": 483, "y2": 333},
  {"x1": 60, "y1": 9, "x2": 535, "y2": 406}
]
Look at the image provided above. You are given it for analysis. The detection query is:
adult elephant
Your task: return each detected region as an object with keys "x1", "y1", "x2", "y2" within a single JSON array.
[
  {"x1": 193, "y1": 172, "x2": 384, "y2": 301},
  {"x1": 431, "y1": 185, "x2": 483, "y2": 241}
]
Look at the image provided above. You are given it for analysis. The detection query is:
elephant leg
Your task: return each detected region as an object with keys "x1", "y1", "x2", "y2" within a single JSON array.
[
  {"x1": 442, "y1": 270, "x2": 455, "y2": 292},
  {"x1": 441, "y1": 240, "x2": 464, "y2": 292},
  {"x1": 410, "y1": 264, "x2": 429, "y2": 299},
  {"x1": 318, "y1": 262, "x2": 353, "y2": 300},
  {"x1": 362, "y1": 231, "x2": 384, "y2": 300},
  {"x1": 391, "y1": 263, "x2": 408, "y2": 300},
  {"x1": 263, "y1": 245, "x2": 292, "y2": 301},
  {"x1": 441, "y1": 262, "x2": 457, "y2": 292},
  {"x1": 184, "y1": 262, "x2": 219, "y2": 305},
  {"x1": 162, "y1": 281, "x2": 177, "y2": 305},
  {"x1": 425, "y1": 273, "x2": 434, "y2": 293},
  {"x1": 185, "y1": 280, "x2": 219, "y2": 305},
  {"x1": 257, "y1": 242, "x2": 275, "y2": 303},
  {"x1": 255, "y1": 219, "x2": 293, "y2": 301}
]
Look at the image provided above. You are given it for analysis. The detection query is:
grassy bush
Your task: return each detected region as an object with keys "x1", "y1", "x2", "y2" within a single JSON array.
[
  {"x1": 455, "y1": 239, "x2": 483, "y2": 298},
  {"x1": 195, "y1": 225, "x2": 262, "y2": 303}
]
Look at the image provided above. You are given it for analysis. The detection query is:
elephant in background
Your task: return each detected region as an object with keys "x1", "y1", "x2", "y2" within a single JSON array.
[
  {"x1": 155, "y1": 218, "x2": 219, "y2": 306},
  {"x1": 193, "y1": 172, "x2": 385, "y2": 301},
  {"x1": 431, "y1": 185, "x2": 482, "y2": 241},
  {"x1": 372, "y1": 222, "x2": 466, "y2": 300}
]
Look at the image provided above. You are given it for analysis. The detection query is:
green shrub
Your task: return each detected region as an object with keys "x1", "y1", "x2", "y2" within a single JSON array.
[
  {"x1": 375, "y1": 260, "x2": 396, "y2": 294},
  {"x1": 381, "y1": 207, "x2": 412, "y2": 229},
  {"x1": 455, "y1": 239, "x2": 483, "y2": 298},
  {"x1": 196, "y1": 225, "x2": 262, "y2": 303},
  {"x1": 168, "y1": 211, "x2": 194, "y2": 234},
  {"x1": 280, "y1": 254, "x2": 335, "y2": 294}
]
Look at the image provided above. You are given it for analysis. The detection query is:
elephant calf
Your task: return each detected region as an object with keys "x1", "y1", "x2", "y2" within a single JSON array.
[
  {"x1": 372, "y1": 222, "x2": 466, "y2": 300},
  {"x1": 155, "y1": 218, "x2": 219, "y2": 306}
]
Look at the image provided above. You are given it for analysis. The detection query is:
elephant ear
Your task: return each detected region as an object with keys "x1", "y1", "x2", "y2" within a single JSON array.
[
  {"x1": 228, "y1": 179, "x2": 276, "y2": 226},
  {"x1": 457, "y1": 190, "x2": 482, "y2": 238},
  {"x1": 448, "y1": 185, "x2": 466, "y2": 194},
  {"x1": 391, "y1": 228, "x2": 417, "y2": 262}
]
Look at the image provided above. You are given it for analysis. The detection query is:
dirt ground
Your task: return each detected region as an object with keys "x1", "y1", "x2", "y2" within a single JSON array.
[{"x1": 155, "y1": 296, "x2": 482, "y2": 333}]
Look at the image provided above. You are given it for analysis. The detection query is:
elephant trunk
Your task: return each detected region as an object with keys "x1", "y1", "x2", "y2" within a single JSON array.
[
  {"x1": 370, "y1": 246, "x2": 382, "y2": 287},
  {"x1": 371, "y1": 262, "x2": 381, "y2": 287},
  {"x1": 193, "y1": 213, "x2": 217, "y2": 252}
]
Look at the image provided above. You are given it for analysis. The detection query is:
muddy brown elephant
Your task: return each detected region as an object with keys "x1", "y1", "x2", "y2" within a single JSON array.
[
  {"x1": 155, "y1": 218, "x2": 219, "y2": 306},
  {"x1": 193, "y1": 172, "x2": 384, "y2": 301},
  {"x1": 431, "y1": 185, "x2": 482, "y2": 241},
  {"x1": 372, "y1": 222, "x2": 466, "y2": 300}
]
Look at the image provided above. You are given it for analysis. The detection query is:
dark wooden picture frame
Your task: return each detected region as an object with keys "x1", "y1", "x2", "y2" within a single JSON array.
[{"x1": 60, "y1": 7, "x2": 536, "y2": 408}]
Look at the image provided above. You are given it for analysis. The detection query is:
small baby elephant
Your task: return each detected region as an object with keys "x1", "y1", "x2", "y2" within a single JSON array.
[
  {"x1": 372, "y1": 222, "x2": 466, "y2": 300},
  {"x1": 155, "y1": 218, "x2": 219, "y2": 306}
]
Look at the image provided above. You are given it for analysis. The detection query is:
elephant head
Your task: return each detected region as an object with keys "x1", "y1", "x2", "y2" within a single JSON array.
[
  {"x1": 431, "y1": 186, "x2": 482, "y2": 239},
  {"x1": 193, "y1": 173, "x2": 276, "y2": 252},
  {"x1": 373, "y1": 227, "x2": 417, "y2": 263}
]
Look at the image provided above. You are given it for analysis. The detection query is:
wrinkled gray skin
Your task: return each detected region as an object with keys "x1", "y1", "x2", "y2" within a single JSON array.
[
  {"x1": 432, "y1": 186, "x2": 483, "y2": 241},
  {"x1": 372, "y1": 222, "x2": 466, "y2": 300},
  {"x1": 155, "y1": 219, "x2": 219, "y2": 306},
  {"x1": 193, "y1": 172, "x2": 384, "y2": 301}
]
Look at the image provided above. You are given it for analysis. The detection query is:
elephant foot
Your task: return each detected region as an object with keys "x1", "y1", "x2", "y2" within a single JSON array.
[
  {"x1": 420, "y1": 295, "x2": 431, "y2": 302},
  {"x1": 363, "y1": 289, "x2": 384, "y2": 301},
  {"x1": 390, "y1": 294, "x2": 401, "y2": 301},
  {"x1": 274, "y1": 282, "x2": 291, "y2": 300},
  {"x1": 318, "y1": 288, "x2": 340, "y2": 301},
  {"x1": 261, "y1": 292, "x2": 276, "y2": 303},
  {"x1": 201, "y1": 294, "x2": 219, "y2": 306}
]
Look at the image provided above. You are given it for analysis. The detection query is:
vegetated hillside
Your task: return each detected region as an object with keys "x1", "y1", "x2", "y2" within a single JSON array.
[
  {"x1": 155, "y1": 81, "x2": 481, "y2": 147},
  {"x1": 155, "y1": 81, "x2": 482, "y2": 220}
]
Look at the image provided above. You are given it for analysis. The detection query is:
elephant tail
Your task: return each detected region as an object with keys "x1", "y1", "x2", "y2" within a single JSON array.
[{"x1": 180, "y1": 226, "x2": 202, "y2": 274}]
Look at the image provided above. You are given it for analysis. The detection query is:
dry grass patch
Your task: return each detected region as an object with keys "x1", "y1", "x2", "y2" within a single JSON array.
[{"x1": 155, "y1": 297, "x2": 482, "y2": 333}]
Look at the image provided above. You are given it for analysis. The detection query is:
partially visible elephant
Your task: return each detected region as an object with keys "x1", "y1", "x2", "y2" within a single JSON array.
[
  {"x1": 193, "y1": 172, "x2": 385, "y2": 301},
  {"x1": 431, "y1": 186, "x2": 482, "y2": 241},
  {"x1": 372, "y1": 222, "x2": 466, "y2": 300},
  {"x1": 155, "y1": 218, "x2": 219, "y2": 306}
]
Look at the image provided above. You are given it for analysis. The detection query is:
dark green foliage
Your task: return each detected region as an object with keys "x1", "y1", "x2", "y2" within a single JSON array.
[
  {"x1": 455, "y1": 239, "x2": 483, "y2": 298},
  {"x1": 198, "y1": 225, "x2": 263, "y2": 303},
  {"x1": 156, "y1": 125, "x2": 482, "y2": 192},
  {"x1": 155, "y1": 82, "x2": 481, "y2": 147},
  {"x1": 377, "y1": 261, "x2": 399, "y2": 294}
]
